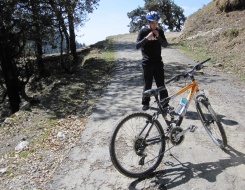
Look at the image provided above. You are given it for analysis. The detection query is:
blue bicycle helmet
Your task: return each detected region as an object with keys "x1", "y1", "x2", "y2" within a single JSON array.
[{"x1": 146, "y1": 11, "x2": 160, "y2": 21}]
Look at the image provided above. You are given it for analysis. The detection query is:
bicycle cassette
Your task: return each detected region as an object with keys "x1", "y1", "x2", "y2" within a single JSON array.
[{"x1": 169, "y1": 127, "x2": 184, "y2": 146}]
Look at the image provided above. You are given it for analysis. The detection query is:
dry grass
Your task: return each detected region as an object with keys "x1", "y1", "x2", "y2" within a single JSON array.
[
  {"x1": 175, "y1": 1, "x2": 245, "y2": 78},
  {"x1": 214, "y1": 0, "x2": 245, "y2": 12}
]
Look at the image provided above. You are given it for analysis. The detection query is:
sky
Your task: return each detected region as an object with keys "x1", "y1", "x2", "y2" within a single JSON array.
[{"x1": 76, "y1": 0, "x2": 212, "y2": 45}]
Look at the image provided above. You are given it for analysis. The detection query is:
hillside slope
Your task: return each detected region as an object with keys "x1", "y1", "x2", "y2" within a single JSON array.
[{"x1": 179, "y1": 0, "x2": 245, "y2": 78}]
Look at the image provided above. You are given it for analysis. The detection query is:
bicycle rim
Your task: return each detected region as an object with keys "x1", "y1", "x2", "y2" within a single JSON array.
[
  {"x1": 196, "y1": 98, "x2": 227, "y2": 148},
  {"x1": 109, "y1": 112, "x2": 165, "y2": 178}
]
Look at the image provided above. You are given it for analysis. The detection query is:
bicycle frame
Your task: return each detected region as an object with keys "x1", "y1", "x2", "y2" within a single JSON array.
[
  {"x1": 109, "y1": 58, "x2": 228, "y2": 178},
  {"x1": 140, "y1": 80, "x2": 201, "y2": 146},
  {"x1": 141, "y1": 58, "x2": 212, "y2": 145},
  {"x1": 160, "y1": 78, "x2": 201, "y2": 127},
  {"x1": 171, "y1": 79, "x2": 199, "y2": 113},
  {"x1": 137, "y1": 116, "x2": 165, "y2": 146}
]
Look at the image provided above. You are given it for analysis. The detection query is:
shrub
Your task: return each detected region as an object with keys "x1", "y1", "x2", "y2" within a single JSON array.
[{"x1": 214, "y1": 0, "x2": 245, "y2": 12}]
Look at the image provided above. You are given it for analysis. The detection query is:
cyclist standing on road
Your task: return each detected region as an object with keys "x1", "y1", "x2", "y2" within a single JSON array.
[{"x1": 136, "y1": 11, "x2": 169, "y2": 111}]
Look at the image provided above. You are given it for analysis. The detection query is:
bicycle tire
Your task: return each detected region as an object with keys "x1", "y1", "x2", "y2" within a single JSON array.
[
  {"x1": 109, "y1": 112, "x2": 166, "y2": 178},
  {"x1": 195, "y1": 95, "x2": 227, "y2": 149}
]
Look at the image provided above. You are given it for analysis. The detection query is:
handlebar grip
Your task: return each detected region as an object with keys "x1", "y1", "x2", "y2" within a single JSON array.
[
  {"x1": 165, "y1": 58, "x2": 211, "y2": 84},
  {"x1": 199, "y1": 58, "x2": 211, "y2": 65},
  {"x1": 194, "y1": 58, "x2": 211, "y2": 71}
]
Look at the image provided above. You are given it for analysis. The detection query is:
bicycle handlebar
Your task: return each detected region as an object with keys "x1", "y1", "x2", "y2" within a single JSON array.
[{"x1": 166, "y1": 58, "x2": 211, "y2": 84}]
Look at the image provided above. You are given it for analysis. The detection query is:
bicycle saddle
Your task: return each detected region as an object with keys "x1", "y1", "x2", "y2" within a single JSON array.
[{"x1": 143, "y1": 86, "x2": 166, "y2": 97}]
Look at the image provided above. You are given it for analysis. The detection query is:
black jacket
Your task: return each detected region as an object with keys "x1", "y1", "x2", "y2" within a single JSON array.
[{"x1": 136, "y1": 27, "x2": 168, "y2": 64}]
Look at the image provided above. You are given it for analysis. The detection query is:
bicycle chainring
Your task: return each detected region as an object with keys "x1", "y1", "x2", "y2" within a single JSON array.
[{"x1": 169, "y1": 127, "x2": 184, "y2": 146}]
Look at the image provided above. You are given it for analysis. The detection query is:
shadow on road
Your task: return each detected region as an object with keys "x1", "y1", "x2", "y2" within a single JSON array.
[
  {"x1": 129, "y1": 145, "x2": 245, "y2": 189},
  {"x1": 185, "y1": 111, "x2": 238, "y2": 126}
]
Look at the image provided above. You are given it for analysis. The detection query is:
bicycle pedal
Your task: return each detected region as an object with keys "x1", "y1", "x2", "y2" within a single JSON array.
[{"x1": 190, "y1": 125, "x2": 198, "y2": 132}]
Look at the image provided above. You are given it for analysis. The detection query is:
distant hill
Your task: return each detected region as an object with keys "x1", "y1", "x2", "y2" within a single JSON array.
[{"x1": 178, "y1": 0, "x2": 245, "y2": 78}]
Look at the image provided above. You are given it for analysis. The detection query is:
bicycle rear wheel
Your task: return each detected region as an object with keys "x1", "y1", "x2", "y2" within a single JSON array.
[
  {"x1": 109, "y1": 112, "x2": 165, "y2": 178},
  {"x1": 196, "y1": 95, "x2": 227, "y2": 149}
]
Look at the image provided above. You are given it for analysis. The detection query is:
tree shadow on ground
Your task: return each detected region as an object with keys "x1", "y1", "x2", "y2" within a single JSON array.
[
  {"x1": 20, "y1": 56, "x2": 115, "y2": 120},
  {"x1": 185, "y1": 111, "x2": 238, "y2": 126},
  {"x1": 85, "y1": 57, "x2": 235, "y2": 123},
  {"x1": 0, "y1": 40, "x2": 232, "y2": 122},
  {"x1": 129, "y1": 145, "x2": 245, "y2": 189}
]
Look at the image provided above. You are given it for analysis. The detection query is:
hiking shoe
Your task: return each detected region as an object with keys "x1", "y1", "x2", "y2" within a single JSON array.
[{"x1": 142, "y1": 105, "x2": 149, "y2": 111}]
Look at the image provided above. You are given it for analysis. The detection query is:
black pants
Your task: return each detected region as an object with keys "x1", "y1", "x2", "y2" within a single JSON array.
[{"x1": 142, "y1": 61, "x2": 168, "y2": 105}]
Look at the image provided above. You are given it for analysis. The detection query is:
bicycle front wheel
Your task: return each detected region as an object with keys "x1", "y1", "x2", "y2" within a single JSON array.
[
  {"x1": 196, "y1": 95, "x2": 227, "y2": 149},
  {"x1": 109, "y1": 112, "x2": 166, "y2": 178}
]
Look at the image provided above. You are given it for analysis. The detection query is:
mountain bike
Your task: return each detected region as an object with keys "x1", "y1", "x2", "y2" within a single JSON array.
[{"x1": 109, "y1": 58, "x2": 227, "y2": 178}]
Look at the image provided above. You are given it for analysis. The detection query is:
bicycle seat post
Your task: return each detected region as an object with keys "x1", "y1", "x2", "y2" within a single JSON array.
[{"x1": 154, "y1": 95, "x2": 162, "y2": 111}]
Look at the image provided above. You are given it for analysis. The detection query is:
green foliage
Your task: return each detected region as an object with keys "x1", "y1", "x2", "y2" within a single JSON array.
[
  {"x1": 172, "y1": 41, "x2": 209, "y2": 61},
  {"x1": 19, "y1": 151, "x2": 28, "y2": 158},
  {"x1": 127, "y1": 7, "x2": 147, "y2": 33},
  {"x1": 222, "y1": 28, "x2": 245, "y2": 45},
  {"x1": 0, "y1": 0, "x2": 100, "y2": 114},
  {"x1": 223, "y1": 28, "x2": 240, "y2": 39},
  {"x1": 127, "y1": 0, "x2": 186, "y2": 32}
]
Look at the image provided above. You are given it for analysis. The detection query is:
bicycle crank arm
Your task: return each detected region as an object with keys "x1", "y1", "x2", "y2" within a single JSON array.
[{"x1": 176, "y1": 125, "x2": 198, "y2": 139}]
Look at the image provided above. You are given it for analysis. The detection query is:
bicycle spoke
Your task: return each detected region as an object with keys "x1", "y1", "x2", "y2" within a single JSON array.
[
  {"x1": 110, "y1": 112, "x2": 165, "y2": 178},
  {"x1": 197, "y1": 97, "x2": 227, "y2": 148}
]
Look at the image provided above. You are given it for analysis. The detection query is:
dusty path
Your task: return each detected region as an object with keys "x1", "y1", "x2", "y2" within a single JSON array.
[{"x1": 46, "y1": 33, "x2": 245, "y2": 190}]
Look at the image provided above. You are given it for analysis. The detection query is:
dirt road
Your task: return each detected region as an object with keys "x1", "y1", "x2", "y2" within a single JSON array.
[{"x1": 46, "y1": 33, "x2": 245, "y2": 190}]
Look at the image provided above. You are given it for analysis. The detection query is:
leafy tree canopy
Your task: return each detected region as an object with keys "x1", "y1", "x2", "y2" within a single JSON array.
[
  {"x1": 128, "y1": 0, "x2": 186, "y2": 32},
  {"x1": 0, "y1": 0, "x2": 100, "y2": 113}
]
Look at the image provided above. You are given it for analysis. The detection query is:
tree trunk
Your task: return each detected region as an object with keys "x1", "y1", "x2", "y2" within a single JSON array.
[
  {"x1": 34, "y1": 22, "x2": 45, "y2": 78},
  {"x1": 68, "y1": 11, "x2": 77, "y2": 61},
  {"x1": 0, "y1": 47, "x2": 21, "y2": 113},
  {"x1": 36, "y1": 37, "x2": 45, "y2": 77},
  {"x1": 31, "y1": 0, "x2": 45, "y2": 78},
  {"x1": 59, "y1": 22, "x2": 71, "y2": 73},
  {"x1": 49, "y1": 0, "x2": 70, "y2": 54},
  {"x1": 166, "y1": 3, "x2": 174, "y2": 31}
]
